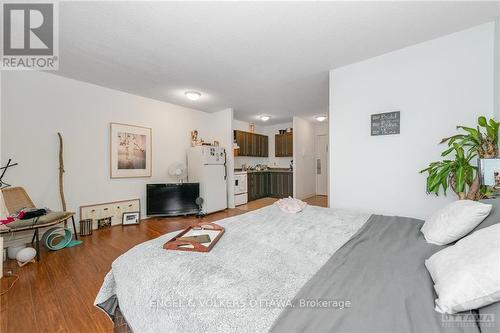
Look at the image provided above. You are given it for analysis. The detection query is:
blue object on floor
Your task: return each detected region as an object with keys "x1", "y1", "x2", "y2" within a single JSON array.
[{"x1": 41, "y1": 227, "x2": 82, "y2": 250}]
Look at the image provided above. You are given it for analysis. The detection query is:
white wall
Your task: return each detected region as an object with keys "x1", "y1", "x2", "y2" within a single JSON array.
[
  {"x1": 315, "y1": 122, "x2": 328, "y2": 136},
  {"x1": 495, "y1": 17, "x2": 500, "y2": 119},
  {"x1": 293, "y1": 116, "x2": 316, "y2": 200},
  {"x1": 1, "y1": 71, "x2": 228, "y2": 228},
  {"x1": 330, "y1": 23, "x2": 495, "y2": 219}
]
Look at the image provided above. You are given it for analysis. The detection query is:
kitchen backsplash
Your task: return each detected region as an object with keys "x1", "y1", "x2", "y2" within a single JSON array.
[{"x1": 234, "y1": 156, "x2": 292, "y2": 169}]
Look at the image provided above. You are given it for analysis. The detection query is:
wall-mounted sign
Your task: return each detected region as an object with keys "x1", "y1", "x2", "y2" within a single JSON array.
[{"x1": 371, "y1": 111, "x2": 400, "y2": 136}]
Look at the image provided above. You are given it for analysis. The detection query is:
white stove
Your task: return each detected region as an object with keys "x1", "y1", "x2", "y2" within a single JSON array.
[{"x1": 234, "y1": 170, "x2": 248, "y2": 206}]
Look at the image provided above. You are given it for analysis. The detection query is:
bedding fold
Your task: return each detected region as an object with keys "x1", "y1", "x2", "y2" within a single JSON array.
[{"x1": 270, "y1": 215, "x2": 481, "y2": 333}]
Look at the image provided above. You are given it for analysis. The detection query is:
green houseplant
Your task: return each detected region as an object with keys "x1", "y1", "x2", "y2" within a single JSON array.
[{"x1": 420, "y1": 116, "x2": 500, "y2": 201}]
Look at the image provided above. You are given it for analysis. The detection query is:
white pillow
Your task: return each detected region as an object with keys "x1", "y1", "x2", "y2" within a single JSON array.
[
  {"x1": 421, "y1": 200, "x2": 492, "y2": 245},
  {"x1": 425, "y1": 223, "x2": 500, "y2": 314}
]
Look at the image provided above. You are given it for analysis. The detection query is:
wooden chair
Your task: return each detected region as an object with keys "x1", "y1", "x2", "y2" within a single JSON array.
[{"x1": 0, "y1": 187, "x2": 77, "y2": 261}]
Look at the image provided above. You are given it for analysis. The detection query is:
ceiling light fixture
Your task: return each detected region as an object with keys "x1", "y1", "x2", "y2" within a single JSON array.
[
  {"x1": 260, "y1": 115, "x2": 271, "y2": 122},
  {"x1": 315, "y1": 115, "x2": 327, "y2": 122},
  {"x1": 184, "y1": 91, "x2": 201, "y2": 101}
]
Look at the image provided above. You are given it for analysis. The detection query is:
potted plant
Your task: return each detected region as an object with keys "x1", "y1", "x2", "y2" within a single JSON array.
[{"x1": 420, "y1": 116, "x2": 500, "y2": 200}]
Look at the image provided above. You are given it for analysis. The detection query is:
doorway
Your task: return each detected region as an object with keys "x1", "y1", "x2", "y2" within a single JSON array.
[{"x1": 315, "y1": 135, "x2": 328, "y2": 196}]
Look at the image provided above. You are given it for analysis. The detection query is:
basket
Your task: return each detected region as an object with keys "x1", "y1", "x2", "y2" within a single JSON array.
[{"x1": 79, "y1": 219, "x2": 93, "y2": 236}]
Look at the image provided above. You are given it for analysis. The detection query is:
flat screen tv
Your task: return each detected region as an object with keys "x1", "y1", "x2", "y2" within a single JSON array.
[{"x1": 147, "y1": 183, "x2": 199, "y2": 216}]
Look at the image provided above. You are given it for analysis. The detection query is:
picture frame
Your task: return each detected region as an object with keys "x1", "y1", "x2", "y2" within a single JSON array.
[
  {"x1": 110, "y1": 123, "x2": 152, "y2": 178},
  {"x1": 97, "y1": 217, "x2": 112, "y2": 229},
  {"x1": 478, "y1": 158, "x2": 500, "y2": 197},
  {"x1": 122, "y1": 211, "x2": 140, "y2": 225}
]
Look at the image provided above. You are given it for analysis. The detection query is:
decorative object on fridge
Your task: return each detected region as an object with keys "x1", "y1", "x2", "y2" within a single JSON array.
[
  {"x1": 79, "y1": 219, "x2": 93, "y2": 236},
  {"x1": 0, "y1": 158, "x2": 18, "y2": 190},
  {"x1": 168, "y1": 162, "x2": 187, "y2": 183},
  {"x1": 122, "y1": 211, "x2": 140, "y2": 225},
  {"x1": 16, "y1": 247, "x2": 36, "y2": 267},
  {"x1": 371, "y1": 111, "x2": 400, "y2": 136},
  {"x1": 110, "y1": 123, "x2": 152, "y2": 178},
  {"x1": 191, "y1": 130, "x2": 198, "y2": 146},
  {"x1": 191, "y1": 130, "x2": 204, "y2": 146}
]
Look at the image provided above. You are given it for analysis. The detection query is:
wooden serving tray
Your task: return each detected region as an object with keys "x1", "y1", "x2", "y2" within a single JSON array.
[{"x1": 163, "y1": 222, "x2": 225, "y2": 252}]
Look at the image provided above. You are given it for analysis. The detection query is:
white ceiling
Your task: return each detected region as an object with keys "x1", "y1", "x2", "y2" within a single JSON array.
[{"x1": 57, "y1": 1, "x2": 500, "y2": 124}]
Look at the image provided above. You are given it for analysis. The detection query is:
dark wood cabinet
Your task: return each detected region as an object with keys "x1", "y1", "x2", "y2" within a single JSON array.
[
  {"x1": 247, "y1": 171, "x2": 292, "y2": 201},
  {"x1": 275, "y1": 132, "x2": 293, "y2": 157},
  {"x1": 269, "y1": 172, "x2": 293, "y2": 198},
  {"x1": 247, "y1": 172, "x2": 266, "y2": 201},
  {"x1": 234, "y1": 130, "x2": 268, "y2": 157}
]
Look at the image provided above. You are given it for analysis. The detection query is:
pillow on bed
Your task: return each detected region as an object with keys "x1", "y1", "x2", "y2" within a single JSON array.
[
  {"x1": 425, "y1": 223, "x2": 500, "y2": 314},
  {"x1": 470, "y1": 199, "x2": 500, "y2": 233},
  {"x1": 421, "y1": 200, "x2": 492, "y2": 245}
]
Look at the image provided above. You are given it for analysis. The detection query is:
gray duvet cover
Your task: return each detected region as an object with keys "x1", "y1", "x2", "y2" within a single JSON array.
[{"x1": 270, "y1": 215, "x2": 480, "y2": 333}]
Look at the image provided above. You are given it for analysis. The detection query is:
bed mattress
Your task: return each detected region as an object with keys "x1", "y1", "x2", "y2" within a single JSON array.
[
  {"x1": 95, "y1": 204, "x2": 370, "y2": 333},
  {"x1": 270, "y1": 214, "x2": 481, "y2": 333}
]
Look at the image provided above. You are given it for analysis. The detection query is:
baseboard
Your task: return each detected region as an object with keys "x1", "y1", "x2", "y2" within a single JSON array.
[{"x1": 297, "y1": 193, "x2": 316, "y2": 200}]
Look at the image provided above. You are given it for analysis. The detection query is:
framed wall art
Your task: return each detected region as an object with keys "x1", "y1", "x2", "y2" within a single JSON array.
[
  {"x1": 122, "y1": 211, "x2": 140, "y2": 225},
  {"x1": 478, "y1": 158, "x2": 500, "y2": 197},
  {"x1": 110, "y1": 123, "x2": 152, "y2": 178}
]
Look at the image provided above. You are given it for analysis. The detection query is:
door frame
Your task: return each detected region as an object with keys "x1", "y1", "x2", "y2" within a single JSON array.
[{"x1": 315, "y1": 134, "x2": 329, "y2": 196}]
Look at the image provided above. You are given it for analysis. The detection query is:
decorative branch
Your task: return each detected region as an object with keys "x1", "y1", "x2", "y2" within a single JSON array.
[{"x1": 57, "y1": 132, "x2": 67, "y2": 216}]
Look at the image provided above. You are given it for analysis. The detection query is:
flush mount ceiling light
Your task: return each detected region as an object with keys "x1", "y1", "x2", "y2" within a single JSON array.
[
  {"x1": 260, "y1": 115, "x2": 271, "y2": 122},
  {"x1": 315, "y1": 115, "x2": 327, "y2": 122},
  {"x1": 184, "y1": 91, "x2": 201, "y2": 101}
]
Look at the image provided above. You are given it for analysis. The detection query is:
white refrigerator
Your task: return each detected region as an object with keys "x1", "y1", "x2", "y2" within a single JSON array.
[{"x1": 187, "y1": 146, "x2": 228, "y2": 214}]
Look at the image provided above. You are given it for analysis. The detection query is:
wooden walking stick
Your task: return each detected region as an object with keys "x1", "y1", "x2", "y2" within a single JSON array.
[{"x1": 57, "y1": 133, "x2": 67, "y2": 226}]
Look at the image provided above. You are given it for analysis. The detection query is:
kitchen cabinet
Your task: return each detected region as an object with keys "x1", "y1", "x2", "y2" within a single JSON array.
[
  {"x1": 234, "y1": 130, "x2": 268, "y2": 157},
  {"x1": 247, "y1": 172, "x2": 270, "y2": 201},
  {"x1": 247, "y1": 171, "x2": 292, "y2": 201},
  {"x1": 275, "y1": 132, "x2": 293, "y2": 157},
  {"x1": 270, "y1": 172, "x2": 293, "y2": 198}
]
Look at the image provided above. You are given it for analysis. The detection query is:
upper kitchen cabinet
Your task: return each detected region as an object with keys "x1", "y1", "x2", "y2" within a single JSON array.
[
  {"x1": 275, "y1": 132, "x2": 293, "y2": 157},
  {"x1": 234, "y1": 130, "x2": 269, "y2": 157}
]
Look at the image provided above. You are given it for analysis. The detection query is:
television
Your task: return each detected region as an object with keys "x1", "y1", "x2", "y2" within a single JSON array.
[{"x1": 146, "y1": 183, "x2": 200, "y2": 217}]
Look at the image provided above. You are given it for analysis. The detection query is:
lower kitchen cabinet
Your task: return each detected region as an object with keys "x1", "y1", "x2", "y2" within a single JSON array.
[
  {"x1": 269, "y1": 172, "x2": 293, "y2": 198},
  {"x1": 247, "y1": 171, "x2": 292, "y2": 201}
]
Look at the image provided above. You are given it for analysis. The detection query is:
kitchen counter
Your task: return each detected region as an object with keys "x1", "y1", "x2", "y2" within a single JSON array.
[{"x1": 234, "y1": 168, "x2": 292, "y2": 173}]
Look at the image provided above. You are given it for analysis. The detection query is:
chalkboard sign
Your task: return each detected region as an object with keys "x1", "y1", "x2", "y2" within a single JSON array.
[{"x1": 371, "y1": 111, "x2": 400, "y2": 136}]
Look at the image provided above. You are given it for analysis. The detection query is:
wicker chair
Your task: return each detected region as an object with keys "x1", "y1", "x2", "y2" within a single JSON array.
[{"x1": 0, "y1": 187, "x2": 77, "y2": 261}]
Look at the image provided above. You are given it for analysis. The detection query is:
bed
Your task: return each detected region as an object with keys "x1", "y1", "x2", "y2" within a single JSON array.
[{"x1": 95, "y1": 204, "x2": 488, "y2": 333}]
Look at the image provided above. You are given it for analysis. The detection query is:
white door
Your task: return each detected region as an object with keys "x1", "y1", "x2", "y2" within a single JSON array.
[{"x1": 315, "y1": 135, "x2": 328, "y2": 196}]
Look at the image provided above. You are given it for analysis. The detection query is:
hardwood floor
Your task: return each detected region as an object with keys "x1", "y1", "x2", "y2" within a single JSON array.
[{"x1": 0, "y1": 196, "x2": 326, "y2": 333}]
